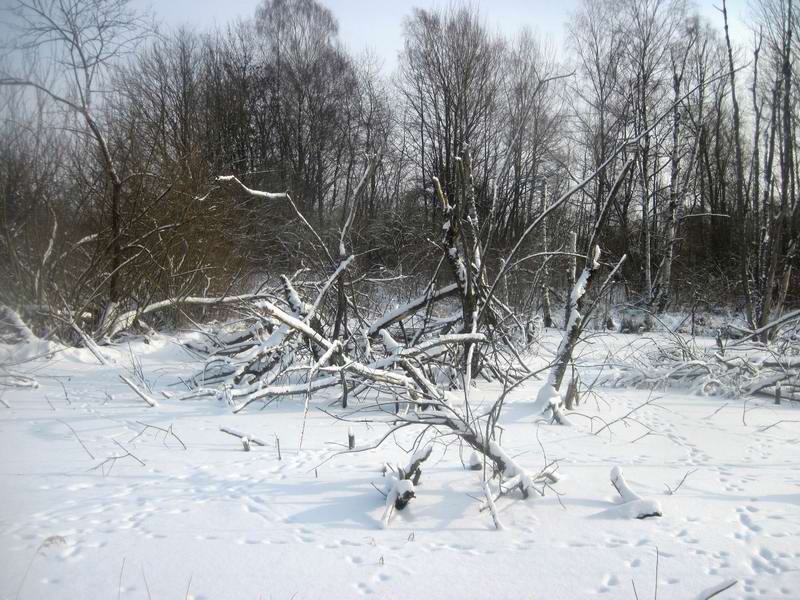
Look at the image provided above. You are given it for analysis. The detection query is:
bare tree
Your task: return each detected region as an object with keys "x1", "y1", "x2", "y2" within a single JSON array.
[
  {"x1": 400, "y1": 6, "x2": 503, "y2": 219},
  {"x1": 1, "y1": 0, "x2": 149, "y2": 335}
]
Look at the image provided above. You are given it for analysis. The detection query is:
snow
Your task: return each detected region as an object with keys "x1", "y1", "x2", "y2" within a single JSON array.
[
  {"x1": 610, "y1": 465, "x2": 640, "y2": 502},
  {"x1": 379, "y1": 328, "x2": 402, "y2": 354},
  {"x1": 596, "y1": 498, "x2": 664, "y2": 520},
  {"x1": 532, "y1": 381, "x2": 562, "y2": 414},
  {"x1": 281, "y1": 275, "x2": 312, "y2": 317},
  {"x1": 1, "y1": 331, "x2": 799, "y2": 598},
  {"x1": 591, "y1": 243, "x2": 601, "y2": 268},
  {"x1": 608, "y1": 466, "x2": 663, "y2": 518},
  {"x1": 404, "y1": 444, "x2": 432, "y2": 473}
]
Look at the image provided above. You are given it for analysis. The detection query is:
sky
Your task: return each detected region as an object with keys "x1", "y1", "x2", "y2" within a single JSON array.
[{"x1": 127, "y1": 0, "x2": 754, "y2": 73}]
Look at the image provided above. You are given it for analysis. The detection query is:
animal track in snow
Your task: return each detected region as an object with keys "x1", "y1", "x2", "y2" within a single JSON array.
[
  {"x1": 353, "y1": 581, "x2": 374, "y2": 595},
  {"x1": 596, "y1": 573, "x2": 620, "y2": 594}
]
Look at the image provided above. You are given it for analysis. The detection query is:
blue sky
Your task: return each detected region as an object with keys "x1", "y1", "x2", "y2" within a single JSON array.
[{"x1": 130, "y1": 0, "x2": 753, "y2": 72}]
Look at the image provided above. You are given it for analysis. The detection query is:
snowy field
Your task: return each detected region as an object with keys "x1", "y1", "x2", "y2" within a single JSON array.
[{"x1": 1, "y1": 332, "x2": 799, "y2": 599}]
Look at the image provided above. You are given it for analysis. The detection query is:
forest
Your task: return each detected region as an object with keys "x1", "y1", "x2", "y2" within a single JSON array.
[
  {"x1": 1, "y1": 0, "x2": 796, "y2": 338},
  {"x1": 0, "y1": 0, "x2": 798, "y2": 598}
]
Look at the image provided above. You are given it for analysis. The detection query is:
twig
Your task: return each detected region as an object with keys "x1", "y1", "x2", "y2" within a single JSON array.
[
  {"x1": 631, "y1": 431, "x2": 661, "y2": 444},
  {"x1": 370, "y1": 482, "x2": 388, "y2": 498},
  {"x1": 14, "y1": 536, "x2": 65, "y2": 599},
  {"x1": 481, "y1": 478, "x2": 504, "y2": 530},
  {"x1": 594, "y1": 395, "x2": 661, "y2": 437},
  {"x1": 57, "y1": 419, "x2": 95, "y2": 459},
  {"x1": 130, "y1": 421, "x2": 187, "y2": 449},
  {"x1": 758, "y1": 419, "x2": 800, "y2": 432},
  {"x1": 654, "y1": 546, "x2": 659, "y2": 600},
  {"x1": 141, "y1": 566, "x2": 152, "y2": 600},
  {"x1": 117, "y1": 557, "x2": 125, "y2": 600},
  {"x1": 702, "y1": 403, "x2": 729, "y2": 419},
  {"x1": 90, "y1": 440, "x2": 145, "y2": 475},
  {"x1": 696, "y1": 579, "x2": 738, "y2": 600},
  {"x1": 664, "y1": 469, "x2": 698, "y2": 495}
]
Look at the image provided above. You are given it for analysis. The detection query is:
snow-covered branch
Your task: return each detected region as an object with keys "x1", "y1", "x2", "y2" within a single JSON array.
[{"x1": 215, "y1": 175, "x2": 289, "y2": 200}]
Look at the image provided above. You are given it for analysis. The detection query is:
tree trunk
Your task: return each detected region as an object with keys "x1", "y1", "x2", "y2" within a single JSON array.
[
  {"x1": 541, "y1": 181, "x2": 553, "y2": 327},
  {"x1": 565, "y1": 231, "x2": 577, "y2": 328}
]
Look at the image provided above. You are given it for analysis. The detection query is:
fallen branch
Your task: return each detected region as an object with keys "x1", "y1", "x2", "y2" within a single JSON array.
[
  {"x1": 481, "y1": 477, "x2": 505, "y2": 530},
  {"x1": 90, "y1": 440, "x2": 145, "y2": 476},
  {"x1": 118, "y1": 375, "x2": 158, "y2": 407},
  {"x1": 758, "y1": 419, "x2": 800, "y2": 432},
  {"x1": 219, "y1": 426, "x2": 268, "y2": 447},
  {"x1": 728, "y1": 309, "x2": 800, "y2": 344},
  {"x1": 57, "y1": 419, "x2": 95, "y2": 459},
  {"x1": 130, "y1": 421, "x2": 187, "y2": 449},
  {"x1": 695, "y1": 579, "x2": 738, "y2": 600},
  {"x1": 380, "y1": 477, "x2": 414, "y2": 529},
  {"x1": 608, "y1": 466, "x2": 662, "y2": 519},
  {"x1": 367, "y1": 284, "x2": 460, "y2": 336},
  {"x1": 107, "y1": 293, "x2": 272, "y2": 338},
  {"x1": 0, "y1": 373, "x2": 39, "y2": 389},
  {"x1": 71, "y1": 321, "x2": 109, "y2": 365},
  {"x1": 378, "y1": 444, "x2": 433, "y2": 528}
]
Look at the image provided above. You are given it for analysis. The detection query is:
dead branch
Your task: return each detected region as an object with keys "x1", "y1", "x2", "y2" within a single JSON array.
[
  {"x1": 219, "y1": 426, "x2": 268, "y2": 447},
  {"x1": 118, "y1": 375, "x2": 158, "y2": 407},
  {"x1": 130, "y1": 421, "x2": 187, "y2": 449},
  {"x1": 609, "y1": 466, "x2": 662, "y2": 519},
  {"x1": 664, "y1": 468, "x2": 698, "y2": 495},
  {"x1": 696, "y1": 579, "x2": 738, "y2": 600},
  {"x1": 90, "y1": 440, "x2": 145, "y2": 476},
  {"x1": 57, "y1": 419, "x2": 95, "y2": 459}
]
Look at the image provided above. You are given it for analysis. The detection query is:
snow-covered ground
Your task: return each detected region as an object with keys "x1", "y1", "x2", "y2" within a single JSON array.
[{"x1": 1, "y1": 333, "x2": 799, "y2": 599}]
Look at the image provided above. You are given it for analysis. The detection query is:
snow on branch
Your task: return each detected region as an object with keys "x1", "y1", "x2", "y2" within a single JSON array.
[
  {"x1": 215, "y1": 175, "x2": 289, "y2": 200},
  {"x1": 481, "y1": 477, "x2": 505, "y2": 530},
  {"x1": 281, "y1": 275, "x2": 313, "y2": 317},
  {"x1": 728, "y1": 309, "x2": 800, "y2": 345},
  {"x1": 367, "y1": 283, "x2": 459, "y2": 336},
  {"x1": 379, "y1": 444, "x2": 433, "y2": 528},
  {"x1": 536, "y1": 159, "x2": 635, "y2": 420},
  {"x1": 118, "y1": 375, "x2": 158, "y2": 407},
  {"x1": 380, "y1": 478, "x2": 415, "y2": 529},
  {"x1": 106, "y1": 293, "x2": 272, "y2": 338},
  {"x1": 602, "y1": 466, "x2": 662, "y2": 519},
  {"x1": 219, "y1": 426, "x2": 268, "y2": 450},
  {"x1": 216, "y1": 175, "x2": 335, "y2": 265}
]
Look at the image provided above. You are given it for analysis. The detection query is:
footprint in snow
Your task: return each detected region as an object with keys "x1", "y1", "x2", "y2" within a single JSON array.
[
  {"x1": 596, "y1": 573, "x2": 620, "y2": 593},
  {"x1": 354, "y1": 581, "x2": 373, "y2": 595},
  {"x1": 738, "y1": 511, "x2": 763, "y2": 533},
  {"x1": 625, "y1": 558, "x2": 641, "y2": 568}
]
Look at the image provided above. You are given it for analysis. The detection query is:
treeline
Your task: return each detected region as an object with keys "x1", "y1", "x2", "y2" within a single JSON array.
[{"x1": 0, "y1": 0, "x2": 797, "y2": 340}]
